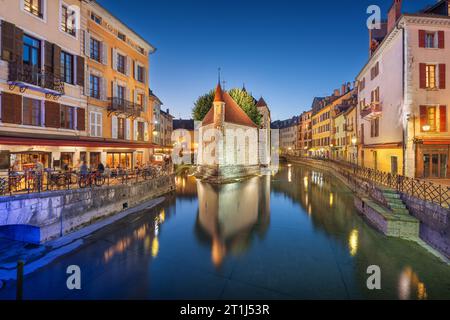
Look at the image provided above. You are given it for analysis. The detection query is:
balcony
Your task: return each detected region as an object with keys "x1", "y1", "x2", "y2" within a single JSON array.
[
  {"x1": 361, "y1": 102, "x2": 382, "y2": 120},
  {"x1": 108, "y1": 97, "x2": 142, "y2": 118},
  {"x1": 344, "y1": 124, "x2": 354, "y2": 132},
  {"x1": 8, "y1": 62, "x2": 64, "y2": 96}
]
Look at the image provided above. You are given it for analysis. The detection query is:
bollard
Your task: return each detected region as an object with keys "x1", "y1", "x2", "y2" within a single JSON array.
[{"x1": 16, "y1": 260, "x2": 24, "y2": 300}]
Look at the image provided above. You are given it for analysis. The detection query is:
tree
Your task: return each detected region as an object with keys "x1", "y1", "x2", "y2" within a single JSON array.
[
  {"x1": 228, "y1": 88, "x2": 261, "y2": 126},
  {"x1": 192, "y1": 88, "x2": 262, "y2": 126},
  {"x1": 192, "y1": 90, "x2": 214, "y2": 122}
]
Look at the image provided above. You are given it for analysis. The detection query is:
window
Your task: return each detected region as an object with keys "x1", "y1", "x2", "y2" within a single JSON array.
[
  {"x1": 426, "y1": 64, "x2": 437, "y2": 89},
  {"x1": 22, "y1": 97, "x2": 41, "y2": 126},
  {"x1": 23, "y1": 35, "x2": 41, "y2": 68},
  {"x1": 425, "y1": 32, "x2": 436, "y2": 48},
  {"x1": 359, "y1": 78, "x2": 366, "y2": 92},
  {"x1": 60, "y1": 51, "x2": 74, "y2": 84},
  {"x1": 90, "y1": 75, "x2": 100, "y2": 99},
  {"x1": 117, "y1": 85, "x2": 125, "y2": 102},
  {"x1": 137, "y1": 122, "x2": 145, "y2": 141},
  {"x1": 117, "y1": 54, "x2": 126, "y2": 74},
  {"x1": 91, "y1": 12, "x2": 102, "y2": 24},
  {"x1": 24, "y1": 0, "x2": 43, "y2": 18},
  {"x1": 61, "y1": 4, "x2": 76, "y2": 36},
  {"x1": 89, "y1": 111, "x2": 102, "y2": 137},
  {"x1": 60, "y1": 105, "x2": 75, "y2": 129},
  {"x1": 427, "y1": 106, "x2": 436, "y2": 131},
  {"x1": 118, "y1": 118, "x2": 125, "y2": 140},
  {"x1": 137, "y1": 65, "x2": 145, "y2": 82},
  {"x1": 90, "y1": 38, "x2": 101, "y2": 62},
  {"x1": 370, "y1": 62, "x2": 379, "y2": 80},
  {"x1": 136, "y1": 93, "x2": 144, "y2": 109},
  {"x1": 118, "y1": 32, "x2": 126, "y2": 42},
  {"x1": 370, "y1": 118, "x2": 379, "y2": 137}
]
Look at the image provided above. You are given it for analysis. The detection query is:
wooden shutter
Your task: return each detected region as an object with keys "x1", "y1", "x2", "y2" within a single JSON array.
[
  {"x1": 101, "y1": 42, "x2": 108, "y2": 65},
  {"x1": 77, "y1": 108, "x2": 85, "y2": 131},
  {"x1": 44, "y1": 41, "x2": 53, "y2": 73},
  {"x1": 439, "y1": 64, "x2": 446, "y2": 89},
  {"x1": 125, "y1": 118, "x2": 131, "y2": 140},
  {"x1": 438, "y1": 31, "x2": 445, "y2": 49},
  {"x1": 1, "y1": 21, "x2": 15, "y2": 61},
  {"x1": 111, "y1": 115, "x2": 118, "y2": 138},
  {"x1": 419, "y1": 30, "x2": 426, "y2": 48},
  {"x1": 13, "y1": 25, "x2": 23, "y2": 63},
  {"x1": 420, "y1": 106, "x2": 427, "y2": 132},
  {"x1": 76, "y1": 56, "x2": 85, "y2": 87},
  {"x1": 440, "y1": 105, "x2": 447, "y2": 132},
  {"x1": 419, "y1": 63, "x2": 427, "y2": 89},
  {"x1": 144, "y1": 122, "x2": 149, "y2": 141},
  {"x1": 1, "y1": 92, "x2": 21, "y2": 124},
  {"x1": 133, "y1": 119, "x2": 138, "y2": 141},
  {"x1": 45, "y1": 101, "x2": 60, "y2": 128},
  {"x1": 84, "y1": 31, "x2": 90, "y2": 57},
  {"x1": 52, "y1": 44, "x2": 61, "y2": 78}
]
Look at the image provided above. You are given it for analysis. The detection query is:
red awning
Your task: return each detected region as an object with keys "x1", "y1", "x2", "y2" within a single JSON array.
[
  {"x1": 0, "y1": 136, "x2": 158, "y2": 149},
  {"x1": 422, "y1": 140, "x2": 450, "y2": 146}
]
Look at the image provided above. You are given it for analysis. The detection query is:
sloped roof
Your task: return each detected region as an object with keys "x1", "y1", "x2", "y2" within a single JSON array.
[
  {"x1": 202, "y1": 88, "x2": 257, "y2": 128},
  {"x1": 214, "y1": 83, "x2": 224, "y2": 102},
  {"x1": 256, "y1": 97, "x2": 268, "y2": 108}
]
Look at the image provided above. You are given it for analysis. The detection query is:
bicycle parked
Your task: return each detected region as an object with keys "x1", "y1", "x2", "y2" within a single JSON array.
[{"x1": 78, "y1": 171, "x2": 105, "y2": 188}]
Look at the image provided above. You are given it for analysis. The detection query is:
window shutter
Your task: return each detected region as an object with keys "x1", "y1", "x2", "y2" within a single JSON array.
[
  {"x1": 133, "y1": 119, "x2": 138, "y2": 141},
  {"x1": 112, "y1": 48, "x2": 117, "y2": 70},
  {"x1": 97, "y1": 113, "x2": 102, "y2": 137},
  {"x1": 76, "y1": 56, "x2": 85, "y2": 87},
  {"x1": 45, "y1": 101, "x2": 61, "y2": 128},
  {"x1": 101, "y1": 42, "x2": 108, "y2": 65},
  {"x1": 90, "y1": 112, "x2": 95, "y2": 136},
  {"x1": 100, "y1": 78, "x2": 106, "y2": 101},
  {"x1": 44, "y1": 41, "x2": 54, "y2": 73},
  {"x1": 126, "y1": 56, "x2": 131, "y2": 77},
  {"x1": 125, "y1": 118, "x2": 131, "y2": 140},
  {"x1": 143, "y1": 94, "x2": 147, "y2": 112},
  {"x1": 419, "y1": 106, "x2": 427, "y2": 132},
  {"x1": 84, "y1": 31, "x2": 90, "y2": 57},
  {"x1": 1, "y1": 92, "x2": 21, "y2": 124},
  {"x1": 134, "y1": 60, "x2": 138, "y2": 80},
  {"x1": 77, "y1": 108, "x2": 85, "y2": 131},
  {"x1": 52, "y1": 44, "x2": 61, "y2": 79},
  {"x1": 111, "y1": 115, "x2": 118, "y2": 139},
  {"x1": 439, "y1": 64, "x2": 446, "y2": 89},
  {"x1": 133, "y1": 89, "x2": 137, "y2": 105},
  {"x1": 1, "y1": 21, "x2": 15, "y2": 61},
  {"x1": 419, "y1": 30, "x2": 425, "y2": 48},
  {"x1": 438, "y1": 31, "x2": 445, "y2": 49},
  {"x1": 440, "y1": 105, "x2": 447, "y2": 132},
  {"x1": 84, "y1": 68, "x2": 90, "y2": 96},
  {"x1": 13, "y1": 25, "x2": 23, "y2": 64},
  {"x1": 144, "y1": 122, "x2": 149, "y2": 141},
  {"x1": 419, "y1": 63, "x2": 427, "y2": 89}
]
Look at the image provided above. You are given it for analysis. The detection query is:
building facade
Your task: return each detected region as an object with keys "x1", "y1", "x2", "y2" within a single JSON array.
[
  {"x1": 82, "y1": 1, "x2": 155, "y2": 169},
  {"x1": 272, "y1": 116, "x2": 299, "y2": 155},
  {"x1": 356, "y1": 0, "x2": 450, "y2": 178},
  {"x1": 0, "y1": 0, "x2": 87, "y2": 171},
  {"x1": 298, "y1": 111, "x2": 312, "y2": 157},
  {"x1": 255, "y1": 97, "x2": 271, "y2": 165},
  {"x1": 0, "y1": 0, "x2": 157, "y2": 172}
]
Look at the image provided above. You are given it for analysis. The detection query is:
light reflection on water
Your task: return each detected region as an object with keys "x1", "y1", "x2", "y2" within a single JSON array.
[{"x1": 2, "y1": 164, "x2": 449, "y2": 300}]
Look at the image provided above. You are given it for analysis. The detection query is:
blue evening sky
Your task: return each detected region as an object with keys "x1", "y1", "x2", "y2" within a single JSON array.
[{"x1": 97, "y1": 0, "x2": 433, "y2": 121}]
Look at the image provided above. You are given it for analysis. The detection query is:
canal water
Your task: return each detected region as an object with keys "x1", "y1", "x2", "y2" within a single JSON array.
[{"x1": 0, "y1": 164, "x2": 449, "y2": 299}]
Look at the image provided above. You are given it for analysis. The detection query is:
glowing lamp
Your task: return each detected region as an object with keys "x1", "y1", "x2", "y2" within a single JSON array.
[{"x1": 422, "y1": 124, "x2": 431, "y2": 132}]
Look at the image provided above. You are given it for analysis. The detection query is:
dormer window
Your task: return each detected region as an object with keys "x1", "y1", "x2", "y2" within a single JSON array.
[
  {"x1": 24, "y1": 0, "x2": 43, "y2": 18},
  {"x1": 91, "y1": 12, "x2": 102, "y2": 25},
  {"x1": 118, "y1": 32, "x2": 126, "y2": 42}
]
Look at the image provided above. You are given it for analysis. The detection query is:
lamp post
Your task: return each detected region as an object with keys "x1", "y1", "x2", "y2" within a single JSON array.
[{"x1": 351, "y1": 136, "x2": 358, "y2": 166}]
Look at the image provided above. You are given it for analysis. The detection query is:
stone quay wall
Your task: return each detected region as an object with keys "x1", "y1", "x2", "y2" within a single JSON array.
[
  {"x1": 0, "y1": 174, "x2": 175, "y2": 243},
  {"x1": 286, "y1": 157, "x2": 450, "y2": 258}
]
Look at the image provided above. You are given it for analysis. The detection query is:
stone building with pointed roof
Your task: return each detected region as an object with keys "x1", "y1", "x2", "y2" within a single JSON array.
[{"x1": 197, "y1": 83, "x2": 260, "y2": 183}]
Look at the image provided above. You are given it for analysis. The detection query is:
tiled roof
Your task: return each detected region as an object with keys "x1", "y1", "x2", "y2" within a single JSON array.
[
  {"x1": 214, "y1": 83, "x2": 224, "y2": 102},
  {"x1": 202, "y1": 90, "x2": 257, "y2": 128},
  {"x1": 256, "y1": 97, "x2": 268, "y2": 108}
]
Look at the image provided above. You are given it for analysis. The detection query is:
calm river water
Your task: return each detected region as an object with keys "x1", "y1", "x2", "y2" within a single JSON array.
[{"x1": 0, "y1": 164, "x2": 449, "y2": 299}]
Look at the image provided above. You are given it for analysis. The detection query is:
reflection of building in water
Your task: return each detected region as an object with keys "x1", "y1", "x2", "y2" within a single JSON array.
[
  {"x1": 195, "y1": 176, "x2": 270, "y2": 267},
  {"x1": 398, "y1": 267, "x2": 428, "y2": 300}
]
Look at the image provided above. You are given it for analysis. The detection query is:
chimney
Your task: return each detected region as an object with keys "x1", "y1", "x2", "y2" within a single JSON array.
[
  {"x1": 387, "y1": 0, "x2": 402, "y2": 34},
  {"x1": 341, "y1": 84, "x2": 347, "y2": 95},
  {"x1": 333, "y1": 89, "x2": 340, "y2": 97},
  {"x1": 166, "y1": 108, "x2": 170, "y2": 114}
]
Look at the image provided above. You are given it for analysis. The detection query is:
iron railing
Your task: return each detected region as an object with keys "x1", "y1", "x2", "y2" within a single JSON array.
[
  {"x1": 8, "y1": 62, "x2": 65, "y2": 95},
  {"x1": 0, "y1": 165, "x2": 172, "y2": 196},
  {"x1": 108, "y1": 97, "x2": 143, "y2": 118},
  {"x1": 313, "y1": 158, "x2": 450, "y2": 209}
]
